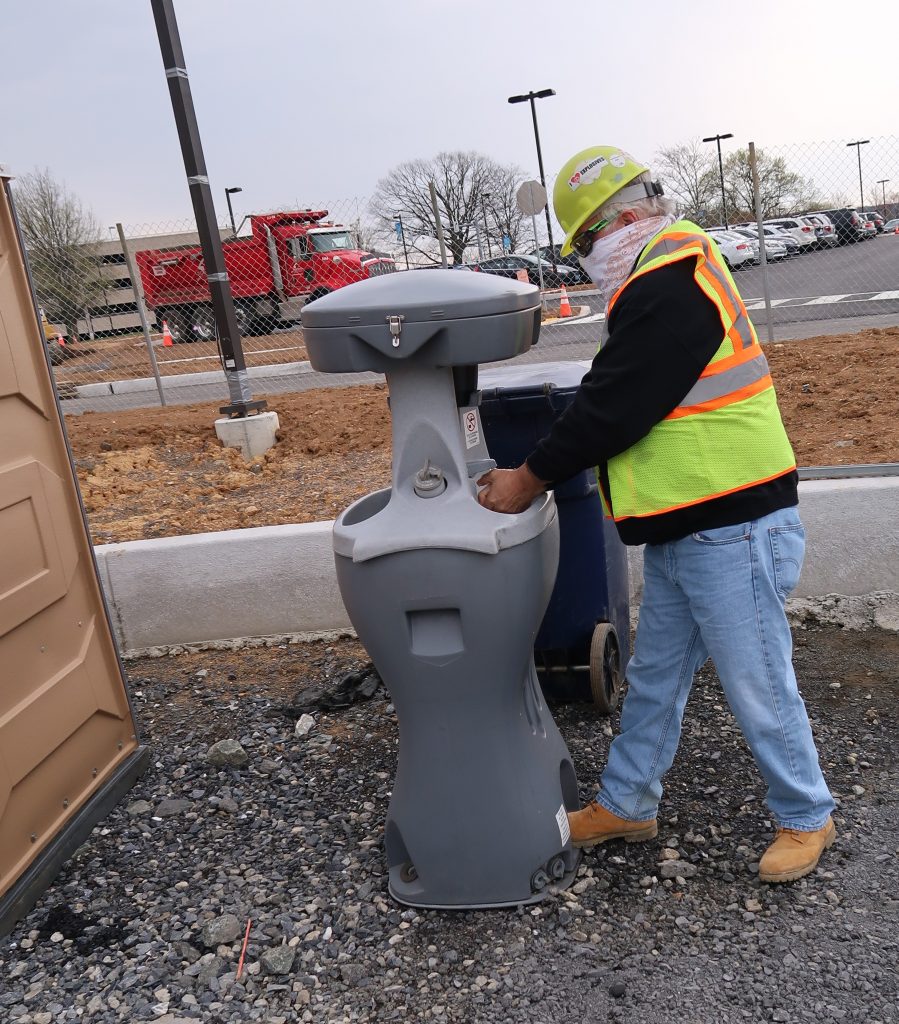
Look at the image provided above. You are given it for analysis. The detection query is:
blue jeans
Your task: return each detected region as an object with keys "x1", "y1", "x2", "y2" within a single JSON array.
[{"x1": 597, "y1": 506, "x2": 834, "y2": 831}]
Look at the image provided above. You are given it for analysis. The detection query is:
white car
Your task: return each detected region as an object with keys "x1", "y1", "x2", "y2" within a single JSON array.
[
  {"x1": 764, "y1": 217, "x2": 817, "y2": 249},
  {"x1": 707, "y1": 229, "x2": 756, "y2": 269},
  {"x1": 730, "y1": 227, "x2": 789, "y2": 261}
]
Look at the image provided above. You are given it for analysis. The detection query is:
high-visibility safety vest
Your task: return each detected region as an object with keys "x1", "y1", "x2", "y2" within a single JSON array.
[{"x1": 599, "y1": 219, "x2": 796, "y2": 521}]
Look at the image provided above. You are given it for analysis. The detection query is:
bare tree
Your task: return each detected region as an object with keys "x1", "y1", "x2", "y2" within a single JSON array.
[
  {"x1": 13, "y1": 169, "x2": 104, "y2": 341},
  {"x1": 348, "y1": 216, "x2": 394, "y2": 256},
  {"x1": 654, "y1": 140, "x2": 718, "y2": 221},
  {"x1": 483, "y1": 164, "x2": 528, "y2": 256},
  {"x1": 723, "y1": 148, "x2": 820, "y2": 219},
  {"x1": 371, "y1": 151, "x2": 526, "y2": 264}
]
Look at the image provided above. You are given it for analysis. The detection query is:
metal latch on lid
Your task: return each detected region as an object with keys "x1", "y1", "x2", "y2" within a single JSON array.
[{"x1": 386, "y1": 314, "x2": 405, "y2": 348}]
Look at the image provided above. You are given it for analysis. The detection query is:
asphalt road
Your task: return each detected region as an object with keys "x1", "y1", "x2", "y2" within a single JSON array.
[{"x1": 60, "y1": 237, "x2": 897, "y2": 415}]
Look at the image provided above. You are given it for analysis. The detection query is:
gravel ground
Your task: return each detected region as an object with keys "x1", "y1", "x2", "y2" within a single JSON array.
[{"x1": 1, "y1": 624, "x2": 897, "y2": 1024}]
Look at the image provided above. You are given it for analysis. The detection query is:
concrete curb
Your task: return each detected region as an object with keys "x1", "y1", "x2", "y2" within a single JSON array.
[
  {"x1": 94, "y1": 477, "x2": 899, "y2": 656},
  {"x1": 69, "y1": 359, "x2": 314, "y2": 399}
]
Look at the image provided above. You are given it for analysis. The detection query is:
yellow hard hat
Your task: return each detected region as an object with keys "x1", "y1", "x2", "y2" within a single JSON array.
[{"x1": 553, "y1": 146, "x2": 649, "y2": 256}]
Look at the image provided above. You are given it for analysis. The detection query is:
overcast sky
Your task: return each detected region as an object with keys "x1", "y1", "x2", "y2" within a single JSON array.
[{"x1": 3, "y1": 0, "x2": 898, "y2": 230}]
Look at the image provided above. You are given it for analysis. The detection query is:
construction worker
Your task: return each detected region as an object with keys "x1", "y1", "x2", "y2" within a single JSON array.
[{"x1": 477, "y1": 146, "x2": 835, "y2": 883}]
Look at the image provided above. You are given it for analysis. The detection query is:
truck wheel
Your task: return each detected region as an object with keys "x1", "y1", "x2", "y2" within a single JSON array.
[
  {"x1": 160, "y1": 308, "x2": 190, "y2": 344},
  {"x1": 233, "y1": 303, "x2": 252, "y2": 336},
  {"x1": 307, "y1": 288, "x2": 330, "y2": 304},
  {"x1": 254, "y1": 311, "x2": 281, "y2": 335},
  {"x1": 589, "y1": 623, "x2": 622, "y2": 715},
  {"x1": 235, "y1": 301, "x2": 280, "y2": 337},
  {"x1": 190, "y1": 305, "x2": 217, "y2": 343}
]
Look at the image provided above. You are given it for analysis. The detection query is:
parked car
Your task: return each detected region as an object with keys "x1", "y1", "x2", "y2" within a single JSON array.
[
  {"x1": 883, "y1": 218, "x2": 899, "y2": 232},
  {"x1": 472, "y1": 254, "x2": 578, "y2": 288},
  {"x1": 812, "y1": 208, "x2": 867, "y2": 244},
  {"x1": 531, "y1": 244, "x2": 591, "y2": 283},
  {"x1": 730, "y1": 227, "x2": 789, "y2": 261},
  {"x1": 861, "y1": 211, "x2": 885, "y2": 234},
  {"x1": 707, "y1": 229, "x2": 756, "y2": 269},
  {"x1": 754, "y1": 225, "x2": 802, "y2": 257},
  {"x1": 764, "y1": 217, "x2": 817, "y2": 249},
  {"x1": 414, "y1": 262, "x2": 475, "y2": 271},
  {"x1": 803, "y1": 214, "x2": 839, "y2": 248},
  {"x1": 860, "y1": 217, "x2": 877, "y2": 238}
]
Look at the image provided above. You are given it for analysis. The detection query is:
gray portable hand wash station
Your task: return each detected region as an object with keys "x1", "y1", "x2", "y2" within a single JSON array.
[{"x1": 301, "y1": 271, "x2": 580, "y2": 908}]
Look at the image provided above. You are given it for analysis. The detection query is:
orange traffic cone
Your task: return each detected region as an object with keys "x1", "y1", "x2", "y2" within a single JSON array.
[
  {"x1": 558, "y1": 285, "x2": 573, "y2": 318},
  {"x1": 162, "y1": 319, "x2": 174, "y2": 347}
]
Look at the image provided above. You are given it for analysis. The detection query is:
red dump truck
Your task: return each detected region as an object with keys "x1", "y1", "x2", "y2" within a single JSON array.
[{"x1": 136, "y1": 210, "x2": 395, "y2": 342}]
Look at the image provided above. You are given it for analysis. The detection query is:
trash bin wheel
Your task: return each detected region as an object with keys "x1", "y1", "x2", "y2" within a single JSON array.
[{"x1": 589, "y1": 623, "x2": 622, "y2": 715}]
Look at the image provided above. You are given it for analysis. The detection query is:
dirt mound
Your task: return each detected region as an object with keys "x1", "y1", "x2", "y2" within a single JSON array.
[{"x1": 65, "y1": 329, "x2": 898, "y2": 545}]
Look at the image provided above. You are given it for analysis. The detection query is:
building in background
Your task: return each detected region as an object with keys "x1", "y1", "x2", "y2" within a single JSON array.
[{"x1": 76, "y1": 226, "x2": 230, "y2": 338}]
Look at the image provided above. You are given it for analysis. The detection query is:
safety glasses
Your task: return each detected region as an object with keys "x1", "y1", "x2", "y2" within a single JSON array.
[{"x1": 571, "y1": 218, "x2": 611, "y2": 258}]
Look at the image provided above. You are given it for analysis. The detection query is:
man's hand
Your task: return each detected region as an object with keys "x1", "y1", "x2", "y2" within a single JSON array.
[{"x1": 477, "y1": 464, "x2": 547, "y2": 514}]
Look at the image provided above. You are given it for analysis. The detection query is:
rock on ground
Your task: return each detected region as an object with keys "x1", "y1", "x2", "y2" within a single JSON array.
[{"x1": 1, "y1": 625, "x2": 896, "y2": 1024}]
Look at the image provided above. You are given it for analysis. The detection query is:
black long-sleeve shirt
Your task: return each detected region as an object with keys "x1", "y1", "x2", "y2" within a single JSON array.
[{"x1": 526, "y1": 258, "x2": 797, "y2": 545}]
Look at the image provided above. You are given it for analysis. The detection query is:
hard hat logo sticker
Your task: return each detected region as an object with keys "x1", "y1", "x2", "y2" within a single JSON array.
[
  {"x1": 568, "y1": 155, "x2": 608, "y2": 190},
  {"x1": 609, "y1": 153, "x2": 626, "y2": 168}
]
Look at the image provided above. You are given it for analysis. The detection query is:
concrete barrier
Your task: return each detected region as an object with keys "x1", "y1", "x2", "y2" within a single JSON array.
[
  {"x1": 95, "y1": 478, "x2": 899, "y2": 655},
  {"x1": 95, "y1": 522, "x2": 347, "y2": 653},
  {"x1": 627, "y1": 477, "x2": 899, "y2": 604}
]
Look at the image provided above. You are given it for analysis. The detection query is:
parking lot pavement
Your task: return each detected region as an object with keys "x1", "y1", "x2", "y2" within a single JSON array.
[
  {"x1": 0, "y1": 623, "x2": 896, "y2": 1022},
  {"x1": 542, "y1": 235, "x2": 899, "y2": 330}
]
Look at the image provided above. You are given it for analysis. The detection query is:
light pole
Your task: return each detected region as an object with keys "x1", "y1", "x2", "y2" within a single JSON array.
[
  {"x1": 508, "y1": 89, "x2": 557, "y2": 271},
  {"x1": 846, "y1": 140, "x2": 869, "y2": 211},
  {"x1": 481, "y1": 193, "x2": 493, "y2": 257},
  {"x1": 876, "y1": 178, "x2": 889, "y2": 210},
  {"x1": 225, "y1": 186, "x2": 242, "y2": 236},
  {"x1": 395, "y1": 213, "x2": 410, "y2": 270},
  {"x1": 702, "y1": 133, "x2": 734, "y2": 228}
]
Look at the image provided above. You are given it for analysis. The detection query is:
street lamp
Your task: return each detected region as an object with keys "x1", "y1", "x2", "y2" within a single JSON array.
[
  {"x1": 702, "y1": 133, "x2": 734, "y2": 228},
  {"x1": 225, "y1": 186, "x2": 243, "y2": 236},
  {"x1": 481, "y1": 192, "x2": 493, "y2": 257},
  {"x1": 876, "y1": 178, "x2": 890, "y2": 210},
  {"x1": 508, "y1": 88, "x2": 557, "y2": 271},
  {"x1": 395, "y1": 213, "x2": 410, "y2": 270},
  {"x1": 846, "y1": 140, "x2": 869, "y2": 211}
]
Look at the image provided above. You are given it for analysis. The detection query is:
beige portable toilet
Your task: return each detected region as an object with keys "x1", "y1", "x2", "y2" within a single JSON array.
[{"x1": 0, "y1": 168, "x2": 149, "y2": 936}]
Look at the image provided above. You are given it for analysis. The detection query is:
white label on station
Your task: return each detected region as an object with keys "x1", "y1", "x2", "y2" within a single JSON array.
[
  {"x1": 556, "y1": 803, "x2": 571, "y2": 845},
  {"x1": 461, "y1": 408, "x2": 481, "y2": 450}
]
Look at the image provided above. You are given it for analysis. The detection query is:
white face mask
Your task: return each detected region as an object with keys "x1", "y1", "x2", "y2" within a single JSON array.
[{"x1": 578, "y1": 214, "x2": 676, "y2": 306}]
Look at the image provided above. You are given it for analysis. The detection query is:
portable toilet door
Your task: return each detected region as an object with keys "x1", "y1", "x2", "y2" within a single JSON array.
[{"x1": 0, "y1": 168, "x2": 149, "y2": 936}]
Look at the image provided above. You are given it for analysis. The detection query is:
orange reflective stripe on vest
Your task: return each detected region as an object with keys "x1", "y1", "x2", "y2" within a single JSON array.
[{"x1": 598, "y1": 219, "x2": 796, "y2": 521}]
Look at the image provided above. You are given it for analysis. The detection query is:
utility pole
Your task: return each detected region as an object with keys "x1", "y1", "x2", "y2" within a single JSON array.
[
  {"x1": 149, "y1": 0, "x2": 264, "y2": 418},
  {"x1": 876, "y1": 178, "x2": 889, "y2": 210}
]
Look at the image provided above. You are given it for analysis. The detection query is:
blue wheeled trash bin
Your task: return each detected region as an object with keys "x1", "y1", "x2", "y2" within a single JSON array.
[{"x1": 478, "y1": 362, "x2": 631, "y2": 713}]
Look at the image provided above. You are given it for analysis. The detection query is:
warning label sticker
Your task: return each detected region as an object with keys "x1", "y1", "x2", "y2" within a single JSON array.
[
  {"x1": 461, "y1": 408, "x2": 481, "y2": 450},
  {"x1": 556, "y1": 804, "x2": 571, "y2": 846}
]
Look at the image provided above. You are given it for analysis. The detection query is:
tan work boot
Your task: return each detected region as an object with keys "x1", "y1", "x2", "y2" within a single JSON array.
[
  {"x1": 568, "y1": 801, "x2": 658, "y2": 849},
  {"x1": 759, "y1": 817, "x2": 836, "y2": 883}
]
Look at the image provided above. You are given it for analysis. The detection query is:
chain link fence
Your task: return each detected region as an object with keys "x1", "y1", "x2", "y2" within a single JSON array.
[{"x1": 15, "y1": 135, "x2": 899, "y2": 413}]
